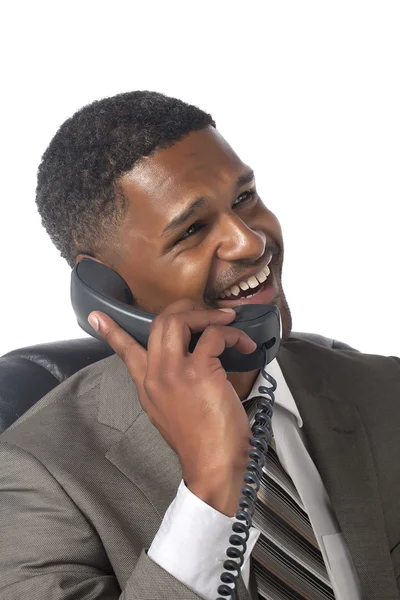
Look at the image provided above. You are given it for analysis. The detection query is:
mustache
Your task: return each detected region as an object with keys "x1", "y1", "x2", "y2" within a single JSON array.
[{"x1": 207, "y1": 244, "x2": 281, "y2": 301}]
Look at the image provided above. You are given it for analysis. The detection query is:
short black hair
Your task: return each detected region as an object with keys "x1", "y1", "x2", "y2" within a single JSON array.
[{"x1": 36, "y1": 91, "x2": 216, "y2": 268}]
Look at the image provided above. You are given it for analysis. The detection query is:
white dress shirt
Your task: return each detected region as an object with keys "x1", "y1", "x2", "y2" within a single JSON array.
[{"x1": 148, "y1": 358, "x2": 364, "y2": 600}]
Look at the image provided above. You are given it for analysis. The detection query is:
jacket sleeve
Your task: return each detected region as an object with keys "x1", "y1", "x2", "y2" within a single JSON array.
[{"x1": 0, "y1": 442, "x2": 251, "y2": 600}]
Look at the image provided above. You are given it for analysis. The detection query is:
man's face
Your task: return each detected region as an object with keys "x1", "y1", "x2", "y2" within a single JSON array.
[{"x1": 79, "y1": 126, "x2": 292, "y2": 342}]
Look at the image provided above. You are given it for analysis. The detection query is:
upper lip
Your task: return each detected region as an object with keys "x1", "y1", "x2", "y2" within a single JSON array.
[{"x1": 218, "y1": 252, "x2": 273, "y2": 296}]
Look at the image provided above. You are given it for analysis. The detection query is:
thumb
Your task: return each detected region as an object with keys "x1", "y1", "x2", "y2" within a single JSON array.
[{"x1": 88, "y1": 311, "x2": 147, "y2": 378}]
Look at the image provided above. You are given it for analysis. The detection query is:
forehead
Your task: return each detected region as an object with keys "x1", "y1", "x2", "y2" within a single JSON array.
[{"x1": 119, "y1": 127, "x2": 248, "y2": 229}]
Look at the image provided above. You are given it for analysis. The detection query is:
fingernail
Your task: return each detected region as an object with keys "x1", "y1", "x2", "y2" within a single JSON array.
[
  {"x1": 219, "y1": 308, "x2": 235, "y2": 313},
  {"x1": 88, "y1": 314, "x2": 99, "y2": 331}
]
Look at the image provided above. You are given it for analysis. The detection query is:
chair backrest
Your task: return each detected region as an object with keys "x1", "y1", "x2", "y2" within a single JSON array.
[{"x1": 0, "y1": 332, "x2": 358, "y2": 434}]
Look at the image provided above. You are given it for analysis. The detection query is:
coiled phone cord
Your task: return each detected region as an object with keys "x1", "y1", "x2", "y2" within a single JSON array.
[{"x1": 215, "y1": 343, "x2": 277, "y2": 600}]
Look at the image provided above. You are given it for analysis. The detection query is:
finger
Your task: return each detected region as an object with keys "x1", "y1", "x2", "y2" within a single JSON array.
[
  {"x1": 88, "y1": 311, "x2": 148, "y2": 382},
  {"x1": 149, "y1": 309, "x2": 237, "y2": 375},
  {"x1": 191, "y1": 325, "x2": 257, "y2": 364},
  {"x1": 146, "y1": 299, "x2": 206, "y2": 372},
  {"x1": 146, "y1": 302, "x2": 235, "y2": 375},
  {"x1": 149, "y1": 299, "x2": 206, "y2": 339}
]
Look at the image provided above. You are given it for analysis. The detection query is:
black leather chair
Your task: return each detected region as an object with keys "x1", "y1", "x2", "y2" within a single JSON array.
[{"x1": 0, "y1": 332, "x2": 358, "y2": 434}]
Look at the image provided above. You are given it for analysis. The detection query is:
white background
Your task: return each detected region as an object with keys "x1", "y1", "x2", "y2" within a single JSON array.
[{"x1": 0, "y1": 1, "x2": 399, "y2": 358}]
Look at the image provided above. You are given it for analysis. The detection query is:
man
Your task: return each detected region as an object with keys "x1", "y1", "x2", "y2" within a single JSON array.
[{"x1": 0, "y1": 90, "x2": 399, "y2": 600}]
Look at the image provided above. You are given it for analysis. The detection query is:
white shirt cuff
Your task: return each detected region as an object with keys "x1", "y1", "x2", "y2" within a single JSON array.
[{"x1": 148, "y1": 480, "x2": 260, "y2": 600}]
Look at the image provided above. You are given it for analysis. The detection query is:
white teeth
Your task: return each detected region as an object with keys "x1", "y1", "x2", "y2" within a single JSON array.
[
  {"x1": 219, "y1": 264, "x2": 270, "y2": 299},
  {"x1": 255, "y1": 270, "x2": 267, "y2": 284},
  {"x1": 248, "y1": 275, "x2": 262, "y2": 288}
]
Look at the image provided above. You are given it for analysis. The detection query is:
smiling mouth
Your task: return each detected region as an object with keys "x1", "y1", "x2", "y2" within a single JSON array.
[
  {"x1": 216, "y1": 256, "x2": 274, "y2": 301},
  {"x1": 215, "y1": 268, "x2": 279, "y2": 308},
  {"x1": 217, "y1": 278, "x2": 266, "y2": 300},
  {"x1": 205, "y1": 248, "x2": 281, "y2": 307}
]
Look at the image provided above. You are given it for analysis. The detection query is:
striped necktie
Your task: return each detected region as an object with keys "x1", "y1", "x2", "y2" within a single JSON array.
[{"x1": 245, "y1": 397, "x2": 335, "y2": 600}]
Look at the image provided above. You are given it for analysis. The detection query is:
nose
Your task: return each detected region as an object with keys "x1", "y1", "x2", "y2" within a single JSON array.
[{"x1": 215, "y1": 214, "x2": 267, "y2": 263}]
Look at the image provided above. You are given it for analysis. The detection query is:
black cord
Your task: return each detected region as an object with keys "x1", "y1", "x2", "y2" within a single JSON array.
[{"x1": 215, "y1": 343, "x2": 277, "y2": 600}]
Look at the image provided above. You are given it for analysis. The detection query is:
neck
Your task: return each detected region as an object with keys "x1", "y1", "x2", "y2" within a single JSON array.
[{"x1": 227, "y1": 369, "x2": 260, "y2": 402}]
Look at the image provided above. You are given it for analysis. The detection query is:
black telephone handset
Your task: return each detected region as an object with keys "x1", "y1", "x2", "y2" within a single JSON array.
[
  {"x1": 71, "y1": 258, "x2": 282, "y2": 372},
  {"x1": 70, "y1": 257, "x2": 281, "y2": 599}
]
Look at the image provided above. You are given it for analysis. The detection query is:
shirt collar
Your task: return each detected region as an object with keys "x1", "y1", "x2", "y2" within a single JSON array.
[{"x1": 244, "y1": 357, "x2": 303, "y2": 428}]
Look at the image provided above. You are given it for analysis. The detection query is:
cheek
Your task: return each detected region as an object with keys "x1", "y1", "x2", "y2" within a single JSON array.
[
  {"x1": 262, "y1": 207, "x2": 284, "y2": 247},
  {"x1": 162, "y1": 254, "x2": 212, "y2": 306},
  {"x1": 137, "y1": 264, "x2": 206, "y2": 311},
  {"x1": 271, "y1": 211, "x2": 283, "y2": 232},
  {"x1": 172, "y1": 258, "x2": 208, "y2": 296}
]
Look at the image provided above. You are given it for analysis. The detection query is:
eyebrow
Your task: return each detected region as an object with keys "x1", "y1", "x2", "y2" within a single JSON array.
[{"x1": 160, "y1": 169, "x2": 255, "y2": 239}]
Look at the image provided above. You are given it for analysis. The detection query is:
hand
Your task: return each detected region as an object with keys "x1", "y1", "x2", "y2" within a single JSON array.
[{"x1": 88, "y1": 299, "x2": 257, "y2": 516}]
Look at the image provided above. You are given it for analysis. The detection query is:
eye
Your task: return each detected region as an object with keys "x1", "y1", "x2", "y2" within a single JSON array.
[
  {"x1": 175, "y1": 189, "x2": 257, "y2": 245},
  {"x1": 234, "y1": 189, "x2": 257, "y2": 205}
]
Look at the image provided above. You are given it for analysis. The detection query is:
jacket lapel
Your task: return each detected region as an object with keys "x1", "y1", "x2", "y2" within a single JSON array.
[
  {"x1": 98, "y1": 354, "x2": 182, "y2": 519},
  {"x1": 277, "y1": 339, "x2": 398, "y2": 600}
]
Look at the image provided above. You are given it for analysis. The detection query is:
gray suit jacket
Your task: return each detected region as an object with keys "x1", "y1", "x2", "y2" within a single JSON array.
[{"x1": 0, "y1": 337, "x2": 400, "y2": 600}]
